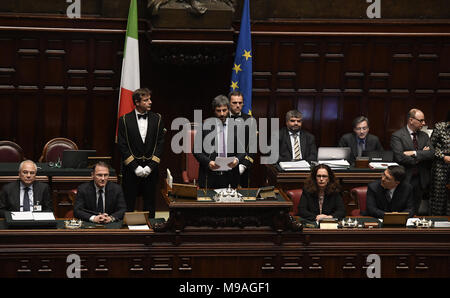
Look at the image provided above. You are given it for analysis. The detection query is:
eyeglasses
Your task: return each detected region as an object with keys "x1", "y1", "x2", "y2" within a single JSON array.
[{"x1": 411, "y1": 117, "x2": 425, "y2": 123}]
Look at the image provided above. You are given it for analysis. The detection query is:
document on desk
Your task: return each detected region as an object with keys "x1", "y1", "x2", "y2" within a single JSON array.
[
  {"x1": 318, "y1": 159, "x2": 350, "y2": 169},
  {"x1": 32, "y1": 212, "x2": 56, "y2": 221},
  {"x1": 213, "y1": 157, "x2": 235, "y2": 171},
  {"x1": 11, "y1": 212, "x2": 34, "y2": 220},
  {"x1": 369, "y1": 162, "x2": 399, "y2": 169},
  {"x1": 128, "y1": 225, "x2": 150, "y2": 230},
  {"x1": 279, "y1": 160, "x2": 310, "y2": 171}
]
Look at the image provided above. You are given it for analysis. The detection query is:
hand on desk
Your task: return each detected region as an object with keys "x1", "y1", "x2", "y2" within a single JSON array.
[
  {"x1": 316, "y1": 214, "x2": 332, "y2": 221},
  {"x1": 93, "y1": 213, "x2": 113, "y2": 224}
]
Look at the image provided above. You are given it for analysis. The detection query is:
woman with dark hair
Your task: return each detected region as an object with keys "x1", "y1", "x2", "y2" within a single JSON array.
[
  {"x1": 429, "y1": 110, "x2": 450, "y2": 215},
  {"x1": 297, "y1": 164, "x2": 346, "y2": 222}
]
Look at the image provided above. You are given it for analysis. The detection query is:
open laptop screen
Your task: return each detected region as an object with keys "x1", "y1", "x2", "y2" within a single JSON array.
[
  {"x1": 62, "y1": 150, "x2": 97, "y2": 168},
  {"x1": 318, "y1": 147, "x2": 351, "y2": 160}
]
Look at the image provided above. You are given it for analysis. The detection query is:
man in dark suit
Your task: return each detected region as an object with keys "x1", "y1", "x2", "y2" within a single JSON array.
[
  {"x1": 366, "y1": 165, "x2": 414, "y2": 219},
  {"x1": 391, "y1": 108, "x2": 434, "y2": 215},
  {"x1": 73, "y1": 162, "x2": 126, "y2": 223},
  {"x1": 228, "y1": 91, "x2": 257, "y2": 187},
  {"x1": 278, "y1": 110, "x2": 317, "y2": 163},
  {"x1": 117, "y1": 88, "x2": 166, "y2": 218},
  {"x1": 194, "y1": 95, "x2": 245, "y2": 189},
  {"x1": 0, "y1": 160, "x2": 52, "y2": 217},
  {"x1": 338, "y1": 116, "x2": 383, "y2": 164}
]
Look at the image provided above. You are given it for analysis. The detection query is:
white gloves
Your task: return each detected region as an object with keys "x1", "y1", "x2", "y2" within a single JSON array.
[
  {"x1": 239, "y1": 164, "x2": 247, "y2": 175},
  {"x1": 143, "y1": 166, "x2": 151, "y2": 176},
  {"x1": 135, "y1": 166, "x2": 152, "y2": 178}
]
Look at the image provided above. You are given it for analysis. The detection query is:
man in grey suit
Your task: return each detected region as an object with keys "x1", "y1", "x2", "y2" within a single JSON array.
[
  {"x1": 0, "y1": 160, "x2": 52, "y2": 217},
  {"x1": 338, "y1": 116, "x2": 383, "y2": 164},
  {"x1": 390, "y1": 108, "x2": 434, "y2": 215}
]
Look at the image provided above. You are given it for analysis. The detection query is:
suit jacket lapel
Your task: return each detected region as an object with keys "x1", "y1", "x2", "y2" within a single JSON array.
[
  {"x1": 104, "y1": 183, "x2": 110, "y2": 213},
  {"x1": 128, "y1": 111, "x2": 145, "y2": 148},
  {"x1": 89, "y1": 181, "x2": 98, "y2": 211},
  {"x1": 402, "y1": 127, "x2": 415, "y2": 150},
  {"x1": 285, "y1": 128, "x2": 293, "y2": 156}
]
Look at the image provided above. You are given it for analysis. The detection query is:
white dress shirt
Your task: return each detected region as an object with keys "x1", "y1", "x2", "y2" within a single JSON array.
[
  {"x1": 20, "y1": 183, "x2": 34, "y2": 211},
  {"x1": 135, "y1": 109, "x2": 148, "y2": 143}
]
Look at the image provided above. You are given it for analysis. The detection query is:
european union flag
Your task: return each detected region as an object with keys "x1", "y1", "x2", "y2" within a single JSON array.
[{"x1": 230, "y1": 0, "x2": 252, "y2": 115}]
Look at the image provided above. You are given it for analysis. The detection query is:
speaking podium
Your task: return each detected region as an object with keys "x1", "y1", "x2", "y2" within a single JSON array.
[{"x1": 158, "y1": 186, "x2": 301, "y2": 233}]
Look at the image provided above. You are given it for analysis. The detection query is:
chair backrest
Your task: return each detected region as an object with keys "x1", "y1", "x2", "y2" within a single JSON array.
[
  {"x1": 0, "y1": 141, "x2": 25, "y2": 162},
  {"x1": 350, "y1": 186, "x2": 368, "y2": 216},
  {"x1": 286, "y1": 188, "x2": 303, "y2": 216},
  {"x1": 181, "y1": 123, "x2": 200, "y2": 184},
  {"x1": 39, "y1": 137, "x2": 78, "y2": 163}
]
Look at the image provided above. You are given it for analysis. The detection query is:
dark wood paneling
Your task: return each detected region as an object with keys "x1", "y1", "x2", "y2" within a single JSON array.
[{"x1": 1, "y1": 15, "x2": 450, "y2": 211}]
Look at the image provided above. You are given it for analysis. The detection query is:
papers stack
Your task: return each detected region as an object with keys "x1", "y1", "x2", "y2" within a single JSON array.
[
  {"x1": 279, "y1": 160, "x2": 311, "y2": 171},
  {"x1": 11, "y1": 212, "x2": 55, "y2": 221},
  {"x1": 318, "y1": 159, "x2": 350, "y2": 169},
  {"x1": 369, "y1": 162, "x2": 399, "y2": 169}
]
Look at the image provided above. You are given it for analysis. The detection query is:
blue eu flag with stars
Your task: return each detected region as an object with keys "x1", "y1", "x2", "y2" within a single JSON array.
[{"x1": 230, "y1": 0, "x2": 252, "y2": 115}]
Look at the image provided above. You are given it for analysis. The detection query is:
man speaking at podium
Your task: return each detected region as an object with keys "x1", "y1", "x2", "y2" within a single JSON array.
[
  {"x1": 194, "y1": 95, "x2": 246, "y2": 189},
  {"x1": 0, "y1": 160, "x2": 52, "y2": 217}
]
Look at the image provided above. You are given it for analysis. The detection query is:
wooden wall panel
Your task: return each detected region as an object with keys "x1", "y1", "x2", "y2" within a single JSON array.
[{"x1": 1, "y1": 15, "x2": 450, "y2": 211}]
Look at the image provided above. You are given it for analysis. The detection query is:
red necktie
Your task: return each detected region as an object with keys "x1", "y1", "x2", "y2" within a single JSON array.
[{"x1": 411, "y1": 133, "x2": 419, "y2": 150}]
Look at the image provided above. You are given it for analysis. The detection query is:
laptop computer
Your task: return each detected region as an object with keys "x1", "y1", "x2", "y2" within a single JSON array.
[
  {"x1": 363, "y1": 150, "x2": 394, "y2": 162},
  {"x1": 383, "y1": 212, "x2": 409, "y2": 227},
  {"x1": 318, "y1": 147, "x2": 351, "y2": 160},
  {"x1": 62, "y1": 150, "x2": 96, "y2": 168}
]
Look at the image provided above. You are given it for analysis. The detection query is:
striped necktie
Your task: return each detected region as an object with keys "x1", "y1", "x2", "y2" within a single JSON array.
[{"x1": 293, "y1": 134, "x2": 301, "y2": 160}]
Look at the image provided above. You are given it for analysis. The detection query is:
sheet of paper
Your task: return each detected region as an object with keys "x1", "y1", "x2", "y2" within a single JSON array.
[
  {"x1": 369, "y1": 162, "x2": 399, "y2": 169},
  {"x1": 318, "y1": 159, "x2": 350, "y2": 168},
  {"x1": 11, "y1": 212, "x2": 34, "y2": 220},
  {"x1": 213, "y1": 157, "x2": 235, "y2": 171},
  {"x1": 279, "y1": 160, "x2": 310, "y2": 171},
  {"x1": 128, "y1": 225, "x2": 150, "y2": 230},
  {"x1": 32, "y1": 212, "x2": 56, "y2": 221},
  {"x1": 433, "y1": 221, "x2": 450, "y2": 228}
]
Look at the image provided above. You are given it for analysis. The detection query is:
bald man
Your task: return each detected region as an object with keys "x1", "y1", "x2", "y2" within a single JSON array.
[
  {"x1": 0, "y1": 160, "x2": 52, "y2": 217},
  {"x1": 391, "y1": 109, "x2": 434, "y2": 215}
]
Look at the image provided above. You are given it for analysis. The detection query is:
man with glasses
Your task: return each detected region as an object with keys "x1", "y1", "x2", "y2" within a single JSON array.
[
  {"x1": 0, "y1": 160, "x2": 52, "y2": 217},
  {"x1": 338, "y1": 116, "x2": 383, "y2": 164},
  {"x1": 73, "y1": 162, "x2": 126, "y2": 223},
  {"x1": 366, "y1": 165, "x2": 414, "y2": 219},
  {"x1": 391, "y1": 108, "x2": 434, "y2": 215}
]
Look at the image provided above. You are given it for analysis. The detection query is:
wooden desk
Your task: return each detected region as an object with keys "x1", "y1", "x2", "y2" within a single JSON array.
[
  {"x1": 0, "y1": 221, "x2": 449, "y2": 278},
  {"x1": 265, "y1": 164, "x2": 383, "y2": 215},
  {"x1": 0, "y1": 163, "x2": 117, "y2": 218},
  {"x1": 157, "y1": 188, "x2": 300, "y2": 233}
]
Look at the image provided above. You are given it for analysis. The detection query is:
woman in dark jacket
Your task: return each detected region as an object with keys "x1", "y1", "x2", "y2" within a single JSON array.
[{"x1": 298, "y1": 164, "x2": 346, "y2": 221}]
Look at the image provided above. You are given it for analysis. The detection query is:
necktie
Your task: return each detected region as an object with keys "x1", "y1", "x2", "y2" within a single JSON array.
[
  {"x1": 23, "y1": 187, "x2": 30, "y2": 211},
  {"x1": 357, "y1": 139, "x2": 365, "y2": 157},
  {"x1": 137, "y1": 113, "x2": 148, "y2": 120},
  {"x1": 219, "y1": 124, "x2": 226, "y2": 157},
  {"x1": 411, "y1": 133, "x2": 419, "y2": 150},
  {"x1": 293, "y1": 134, "x2": 301, "y2": 160},
  {"x1": 96, "y1": 189, "x2": 104, "y2": 214},
  {"x1": 385, "y1": 189, "x2": 392, "y2": 203}
]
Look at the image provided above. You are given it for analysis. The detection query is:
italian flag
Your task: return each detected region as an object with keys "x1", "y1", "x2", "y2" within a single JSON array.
[{"x1": 116, "y1": 0, "x2": 140, "y2": 141}]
